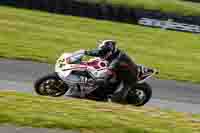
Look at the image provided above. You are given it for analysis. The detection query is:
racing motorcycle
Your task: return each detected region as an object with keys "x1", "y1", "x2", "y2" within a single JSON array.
[{"x1": 34, "y1": 50, "x2": 158, "y2": 106}]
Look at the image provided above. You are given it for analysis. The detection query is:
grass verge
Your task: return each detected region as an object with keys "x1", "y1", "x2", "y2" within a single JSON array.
[
  {"x1": 0, "y1": 91, "x2": 200, "y2": 133},
  {"x1": 0, "y1": 6, "x2": 200, "y2": 83}
]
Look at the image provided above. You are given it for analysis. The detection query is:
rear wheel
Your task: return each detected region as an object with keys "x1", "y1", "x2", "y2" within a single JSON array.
[
  {"x1": 34, "y1": 73, "x2": 68, "y2": 97},
  {"x1": 126, "y1": 82, "x2": 152, "y2": 106}
]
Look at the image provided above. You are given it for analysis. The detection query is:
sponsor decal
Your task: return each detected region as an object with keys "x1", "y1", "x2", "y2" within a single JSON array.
[{"x1": 138, "y1": 18, "x2": 200, "y2": 33}]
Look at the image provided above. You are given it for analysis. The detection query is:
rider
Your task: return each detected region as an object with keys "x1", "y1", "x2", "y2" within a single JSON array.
[{"x1": 84, "y1": 40, "x2": 138, "y2": 102}]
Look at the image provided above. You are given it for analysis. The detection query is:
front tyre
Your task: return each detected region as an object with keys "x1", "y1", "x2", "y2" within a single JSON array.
[
  {"x1": 126, "y1": 82, "x2": 152, "y2": 106},
  {"x1": 34, "y1": 72, "x2": 68, "y2": 97}
]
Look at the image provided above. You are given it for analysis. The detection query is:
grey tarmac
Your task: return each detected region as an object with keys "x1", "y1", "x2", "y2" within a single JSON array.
[
  {"x1": 0, "y1": 58, "x2": 200, "y2": 113},
  {"x1": 0, "y1": 125, "x2": 80, "y2": 133}
]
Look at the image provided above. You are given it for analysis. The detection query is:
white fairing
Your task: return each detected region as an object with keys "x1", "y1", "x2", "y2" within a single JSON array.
[
  {"x1": 55, "y1": 51, "x2": 85, "y2": 82},
  {"x1": 87, "y1": 58, "x2": 108, "y2": 78},
  {"x1": 55, "y1": 53, "x2": 72, "y2": 76},
  {"x1": 55, "y1": 53, "x2": 70, "y2": 81},
  {"x1": 55, "y1": 51, "x2": 108, "y2": 84},
  {"x1": 87, "y1": 66, "x2": 108, "y2": 78}
]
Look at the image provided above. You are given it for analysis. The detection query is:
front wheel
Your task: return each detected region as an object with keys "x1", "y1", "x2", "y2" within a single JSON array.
[
  {"x1": 126, "y1": 82, "x2": 152, "y2": 106},
  {"x1": 34, "y1": 72, "x2": 68, "y2": 97}
]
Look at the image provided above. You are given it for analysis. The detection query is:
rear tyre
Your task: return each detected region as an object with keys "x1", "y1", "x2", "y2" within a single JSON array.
[
  {"x1": 126, "y1": 82, "x2": 152, "y2": 106},
  {"x1": 34, "y1": 72, "x2": 68, "y2": 97}
]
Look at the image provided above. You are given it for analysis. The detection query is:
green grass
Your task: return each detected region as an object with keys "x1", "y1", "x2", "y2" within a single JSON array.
[
  {"x1": 80, "y1": 0, "x2": 200, "y2": 16},
  {"x1": 0, "y1": 91, "x2": 200, "y2": 133},
  {"x1": 0, "y1": 6, "x2": 200, "y2": 83}
]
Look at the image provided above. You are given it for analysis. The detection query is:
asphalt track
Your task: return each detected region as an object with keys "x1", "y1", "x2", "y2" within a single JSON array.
[
  {"x1": 0, "y1": 58, "x2": 200, "y2": 114},
  {"x1": 0, "y1": 125, "x2": 79, "y2": 133}
]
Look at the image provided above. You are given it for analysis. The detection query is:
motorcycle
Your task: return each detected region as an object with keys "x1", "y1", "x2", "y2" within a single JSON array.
[{"x1": 34, "y1": 50, "x2": 158, "y2": 106}]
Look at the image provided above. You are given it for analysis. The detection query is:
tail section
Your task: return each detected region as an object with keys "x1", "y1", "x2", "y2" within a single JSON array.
[{"x1": 137, "y1": 65, "x2": 158, "y2": 83}]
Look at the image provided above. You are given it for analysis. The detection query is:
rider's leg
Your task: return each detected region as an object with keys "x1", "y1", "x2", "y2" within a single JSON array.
[{"x1": 111, "y1": 69, "x2": 137, "y2": 103}]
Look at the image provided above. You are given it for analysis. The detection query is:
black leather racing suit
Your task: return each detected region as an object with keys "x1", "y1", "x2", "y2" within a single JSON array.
[{"x1": 85, "y1": 48, "x2": 138, "y2": 102}]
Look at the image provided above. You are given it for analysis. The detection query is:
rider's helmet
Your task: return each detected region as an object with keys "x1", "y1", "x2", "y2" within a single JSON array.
[{"x1": 97, "y1": 40, "x2": 117, "y2": 60}]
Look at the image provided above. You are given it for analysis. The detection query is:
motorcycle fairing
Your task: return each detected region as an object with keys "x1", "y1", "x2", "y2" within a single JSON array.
[{"x1": 55, "y1": 52, "x2": 109, "y2": 85}]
